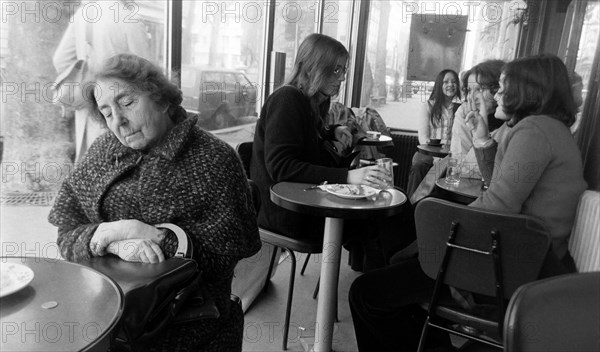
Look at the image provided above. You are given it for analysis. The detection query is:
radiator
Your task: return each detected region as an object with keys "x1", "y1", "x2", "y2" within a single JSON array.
[
  {"x1": 569, "y1": 190, "x2": 600, "y2": 272},
  {"x1": 389, "y1": 132, "x2": 419, "y2": 192}
]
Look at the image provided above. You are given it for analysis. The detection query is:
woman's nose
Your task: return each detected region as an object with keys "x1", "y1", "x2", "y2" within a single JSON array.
[{"x1": 112, "y1": 109, "x2": 127, "y2": 127}]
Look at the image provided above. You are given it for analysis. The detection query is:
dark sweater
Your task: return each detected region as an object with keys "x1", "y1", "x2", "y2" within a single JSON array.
[
  {"x1": 49, "y1": 112, "x2": 261, "y2": 345},
  {"x1": 250, "y1": 86, "x2": 348, "y2": 238}
]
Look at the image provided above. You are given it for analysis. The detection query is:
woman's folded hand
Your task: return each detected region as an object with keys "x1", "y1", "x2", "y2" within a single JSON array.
[
  {"x1": 106, "y1": 239, "x2": 165, "y2": 263},
  {"x1": 90, "y1": 219, "x2": 163, "y2": 256}
]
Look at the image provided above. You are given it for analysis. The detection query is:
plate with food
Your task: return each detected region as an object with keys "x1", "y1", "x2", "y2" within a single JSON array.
[
  {"x1": 0, "y1": 262, "x2": 34, "y2": 298},
  {"x1": 323, "y1": 184, "x2": 378, "y2": 199}
]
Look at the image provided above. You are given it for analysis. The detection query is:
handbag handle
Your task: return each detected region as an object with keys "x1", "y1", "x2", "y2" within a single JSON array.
[{"x1": 155, "y1": 223, "x2": 192, "y2": 258}]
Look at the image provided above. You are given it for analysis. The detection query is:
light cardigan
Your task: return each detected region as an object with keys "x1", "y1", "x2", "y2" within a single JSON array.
[{"x1": 471, "y1": 115, "x2": 587, "y2": 259}]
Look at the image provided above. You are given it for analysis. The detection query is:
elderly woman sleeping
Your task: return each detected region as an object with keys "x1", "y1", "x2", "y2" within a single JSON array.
[{"x1": 48, "y1": 54, "x2": 261, "y2": 351}]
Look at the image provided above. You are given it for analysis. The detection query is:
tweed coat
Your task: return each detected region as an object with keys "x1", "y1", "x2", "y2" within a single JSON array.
[{"x1": 48, "y1": 112, "x2": 261, "y2": 349}]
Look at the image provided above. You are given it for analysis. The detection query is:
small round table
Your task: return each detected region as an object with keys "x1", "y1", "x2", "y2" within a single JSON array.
[
  {"x1": 356, "y1": 135, "x2": 394, "y2": 147},
  {"x1": 0, "y1": 257, "x2": 123, "y2": 352},
  {"x1": 270, "y1": 182, "x2": 407, "y2": 351},
  {"x1": 435, "y1": 177, "x2": 484, "y2": 204},
  {"x1": 417, "y1": 144, "x2": 451, "y2": 158}
]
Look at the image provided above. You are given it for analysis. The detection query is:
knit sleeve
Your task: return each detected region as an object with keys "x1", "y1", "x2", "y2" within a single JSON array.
[
  {"x1": 470, "y1": 122, "x2": 551, "y2": 213},
  {"x1": 48, "y1": 180, "x2": 101, "y2": 261},
  {"x1": 180, "y1": 142, "x2": 261, "y2": 280}
]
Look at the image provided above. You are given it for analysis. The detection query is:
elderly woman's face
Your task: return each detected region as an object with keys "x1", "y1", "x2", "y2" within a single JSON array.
[
  {"x1": 95, "y1": 78, "x2": 173, "y2": 150},
  {"x1": 320, "y1": 57, "x2": 347, "y2": 97}
]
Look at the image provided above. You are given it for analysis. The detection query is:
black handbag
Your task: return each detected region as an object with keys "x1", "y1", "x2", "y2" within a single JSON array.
[{"x1": 79, "y1": 226, "x2": 219, "y2": 351}]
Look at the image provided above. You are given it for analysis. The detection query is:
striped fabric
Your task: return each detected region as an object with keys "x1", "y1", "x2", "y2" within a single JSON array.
[{"x1": 568, "y1": 190, "x2": 600, "y2": 272}]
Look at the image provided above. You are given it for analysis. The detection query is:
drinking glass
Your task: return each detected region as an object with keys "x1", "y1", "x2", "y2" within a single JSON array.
[
  {"x1": 445, "y1": 158, "x2": 460, "y2": 185},
  {"x1": 376, "y1": 158, "x2": 394, "y2": 189}
]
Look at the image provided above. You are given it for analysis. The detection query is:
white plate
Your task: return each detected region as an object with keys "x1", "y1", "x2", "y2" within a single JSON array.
[
  {"x1": 324, "y1": 184, "x2": 378, "y2": 199},
  {"x1": 0, "y1": 262, "x2": 34, "y2": 298}
]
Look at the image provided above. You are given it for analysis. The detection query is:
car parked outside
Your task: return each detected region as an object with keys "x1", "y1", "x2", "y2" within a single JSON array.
[{"x1": 181, "y1": 66, "x2": 258, "y2": 130}]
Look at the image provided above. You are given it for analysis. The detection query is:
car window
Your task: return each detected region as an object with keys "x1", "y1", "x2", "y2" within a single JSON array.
[
  {"x1": 236, "y1": 73, "x2": 251, "y2": 86},
  {"x1": 202, "y1": 72, "x2": 222, "y2": 91},
  {"x1": 224, "y1": 73, "x2": 238, "y2": 91}
]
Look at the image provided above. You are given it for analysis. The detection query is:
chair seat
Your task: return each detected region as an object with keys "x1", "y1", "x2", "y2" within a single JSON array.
[
  {"x1": 420, "y1": 296, "x2": 501, "y2": 345},
  {"x1": 259, "y1": 227, "x2": 323, "y2": 254}
]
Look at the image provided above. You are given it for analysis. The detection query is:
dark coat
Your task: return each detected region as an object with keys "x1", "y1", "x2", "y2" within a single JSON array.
[{"x1": 250, "y1": 85, "x2": 347, "y2": 238}]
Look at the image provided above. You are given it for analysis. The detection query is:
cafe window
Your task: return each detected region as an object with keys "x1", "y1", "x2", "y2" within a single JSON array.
[
  {"x1": 564, "y1": 0, "x2": 599, "y2": 133},
  {"x1": 181, "y1": 0, "x2": 266, "y2": 139},
  {"x1": 272, "y1": 0, "x2": 318, "y2": 82},
  {"x1": 0, "y1": 0, "x2": 167, "y2": 195},
  {"x1": 361, "y1": 0, "x2": 523, "y2": 131},
  {"x1": 321, "y1": 0, "x2": 354, "y2": 103}
]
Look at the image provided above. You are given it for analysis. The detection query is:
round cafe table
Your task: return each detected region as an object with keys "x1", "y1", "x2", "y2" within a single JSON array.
[
  {"x1": 435, "y1": 177, "x2": 484, "y2": 204},
  {"x1": 270, "y1": 182, "x2": 407, "y2": 352},
  {"x1": 356, "y1": 135, "x2": 394, "y2": 147},
  {"x1": 417, "y1": 144, "x2": 451, "y2": 158},
  {"x1": 0, "y1": 257, "x2": 123, "y2": 352}
]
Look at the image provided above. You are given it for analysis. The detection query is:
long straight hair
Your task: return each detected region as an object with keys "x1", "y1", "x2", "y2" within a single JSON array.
[
  {"x1": 428, "y1": 69, "x2": 460, "y2": 127},
  {"x1": 285, "y1": 34, "x2": 349, "y2": 134}
]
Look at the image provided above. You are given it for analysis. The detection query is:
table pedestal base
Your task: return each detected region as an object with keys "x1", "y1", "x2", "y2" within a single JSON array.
[{"x1": 313, "y1": 217, "x2": 344, "y2": 352}]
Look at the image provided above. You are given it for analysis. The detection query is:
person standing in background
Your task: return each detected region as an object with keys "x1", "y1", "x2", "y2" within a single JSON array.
[{"x1": 53, "y1": 0, "x2": 150, "y2": 162}]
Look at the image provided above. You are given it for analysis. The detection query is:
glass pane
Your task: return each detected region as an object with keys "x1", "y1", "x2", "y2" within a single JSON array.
[
  {"x1": 0, "y1": 0, "x2": 167, "y2": 254},
  {"x1": 322, "y1": 0, "x2": 354, "y2": 103},
  {"x1": 572, "y1": 1, "x2": 599, "y2": 133},
  {"x1": 181, "y1": 0, "x2": 265, "y2": 138},
  {"x1": 272, "y1": 0, "x2": 318, "y2": 83},
  {"x1": 362, "y1": 0, "x2": 521, "y2": 131}
]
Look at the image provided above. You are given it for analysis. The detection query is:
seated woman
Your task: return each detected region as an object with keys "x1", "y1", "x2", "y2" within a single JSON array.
[
  {"x1": 251, "y1": 33, "x2": 391, "y2": 240},
  {"x1": 48, "y1": 54, "x2": 261, "y2": 351},
  {"x1": 349, "y1": 54, "x2": 587, "y2": 351},
  {"x1": 406, "y1": 69, "x2": 461, "y2": 196},
  {"x1": 450, "y1": 60, "x2": 507, "y2": 179},
  {"x1": 251, "y1": 33, "x2": 404, "y2": 270}
]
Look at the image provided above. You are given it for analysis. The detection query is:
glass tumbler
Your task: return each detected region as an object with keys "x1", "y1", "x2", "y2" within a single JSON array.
[
  {"x1": 376, "y1": 158, "x2": 394, "y2": 189},
  {"x1": 445, "y1": 157, "x2": 461, "y2": 185}
]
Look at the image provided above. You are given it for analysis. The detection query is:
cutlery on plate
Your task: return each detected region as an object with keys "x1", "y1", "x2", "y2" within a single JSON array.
[{"x1": 304, "y1": 181, "x2": 328, "y2": 191}]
